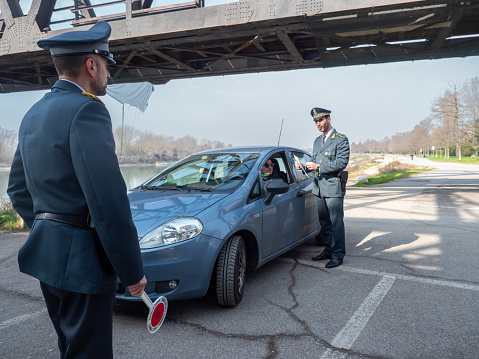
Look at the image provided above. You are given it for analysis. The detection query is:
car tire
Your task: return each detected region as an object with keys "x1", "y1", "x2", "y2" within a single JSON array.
[{"x1": 216, "y1": 235, "x2": 246, "y2": 307}]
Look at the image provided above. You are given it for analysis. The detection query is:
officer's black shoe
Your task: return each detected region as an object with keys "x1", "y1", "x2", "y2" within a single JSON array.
[
  {"x1": 312, "y1": 252, "x2": 332, "y2": 261},
  {"x1": 325, "y1": 258, "x2": 343, "y2": 268}
]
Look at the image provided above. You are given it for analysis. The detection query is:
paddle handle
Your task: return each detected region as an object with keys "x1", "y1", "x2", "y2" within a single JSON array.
[{"x1": 141, "y1": 291, "x2": 153, "y2": 310}]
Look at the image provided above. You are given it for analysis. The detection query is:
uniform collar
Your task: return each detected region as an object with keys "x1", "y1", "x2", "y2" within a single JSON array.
[
  {"x1": 322, "y1": 128, "x2": 336, "y2": 144},
  {"x1": 52, "y1": 79, "x2": 84, "y2": 93},
  {"x1": 59, "y1": 79, "x2": 85, "y2": 92}
]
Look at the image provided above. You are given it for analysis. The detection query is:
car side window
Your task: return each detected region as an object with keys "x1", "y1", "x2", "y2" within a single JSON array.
[
  {"x1": 269, "y1": 152, "x2": 291, "y2": 184},
  {"x1": 291, "y1": 151, "x2": 312, "y2": 182},
  {"x1": 248, "y1": 177, "x2": 262, "y2": 202}
]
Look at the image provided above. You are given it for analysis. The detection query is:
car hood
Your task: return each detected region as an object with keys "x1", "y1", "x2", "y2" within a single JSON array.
[{"x1": 128, "y1": 190, "x2": 229, "y2": 237}]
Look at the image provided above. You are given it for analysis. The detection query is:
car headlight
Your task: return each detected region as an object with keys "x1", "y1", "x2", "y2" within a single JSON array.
[{"x1": 139, "y1": 217, "x2": 203, "y2": 249}]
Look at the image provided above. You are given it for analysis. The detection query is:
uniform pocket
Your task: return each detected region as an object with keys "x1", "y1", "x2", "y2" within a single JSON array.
[
  {"x1": 325, "y1": 176, "x2": 341, "y2": 195},
  {"x1": 325, "y1": 149, "x2": 336, "y2": 161},
  {"x1": 87, "y1": 234, "x2": 116, "y2": 286}
]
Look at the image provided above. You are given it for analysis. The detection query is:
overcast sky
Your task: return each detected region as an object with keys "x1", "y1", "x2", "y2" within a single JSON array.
[
  {"x1": 2, "y1": 56, "x2": 478, "y2": 150},
  {"x1": 1, "y1": 1, "x2": 478, "y2": 150}
]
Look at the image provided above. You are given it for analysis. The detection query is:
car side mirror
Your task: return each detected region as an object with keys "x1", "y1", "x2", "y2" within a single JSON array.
[{"x1": 264, "y1": 180, "x2": 289, "y2": 205}]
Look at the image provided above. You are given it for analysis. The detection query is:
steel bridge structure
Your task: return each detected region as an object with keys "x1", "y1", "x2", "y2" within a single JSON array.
[{"x1": 0, "y1": 0, "x2": 478, "y2": 93}]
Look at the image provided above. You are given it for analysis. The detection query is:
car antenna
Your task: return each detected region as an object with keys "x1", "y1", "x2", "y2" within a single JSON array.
[{"x1": 277, "y1": 119, "x2": 284, "y2": 146}]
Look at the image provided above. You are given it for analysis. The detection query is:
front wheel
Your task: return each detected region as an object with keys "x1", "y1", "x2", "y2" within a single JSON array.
[{"x1": 216, "y1": 235, "x2": 246, "y2": 307}]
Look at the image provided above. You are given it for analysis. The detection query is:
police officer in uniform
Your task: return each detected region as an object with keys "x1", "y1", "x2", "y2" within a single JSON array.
[
  {"x1": 305, "y1": 108, "x2": 350, "y2": 268},
  {"x1": 8, "y1": 21, "x2": 146, "y2": 358}
]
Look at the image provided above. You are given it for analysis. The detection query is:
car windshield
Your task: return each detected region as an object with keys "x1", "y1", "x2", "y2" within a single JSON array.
[{"x1": 142, "y1": 152, "x2": 259, "y2": 191}]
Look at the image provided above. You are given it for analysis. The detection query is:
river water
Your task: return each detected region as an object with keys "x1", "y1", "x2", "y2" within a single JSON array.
[{"x1": 0, "y1": 165, "x2": 165, "y2": 202}]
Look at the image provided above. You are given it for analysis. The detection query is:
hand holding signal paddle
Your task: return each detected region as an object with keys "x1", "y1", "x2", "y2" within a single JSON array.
[{"x1": 141, "y1": 291, "x2": 168, "y2": 333}]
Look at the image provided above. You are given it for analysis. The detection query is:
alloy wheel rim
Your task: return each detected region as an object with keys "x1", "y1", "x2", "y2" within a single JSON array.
[{"x1": 237, "y1": 246, "x2": 246, "y2": 295}]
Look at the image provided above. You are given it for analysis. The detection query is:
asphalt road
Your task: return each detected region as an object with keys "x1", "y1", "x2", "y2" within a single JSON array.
[{"x1": 1, "y1": 157, "x2": 479, "y2": 359}]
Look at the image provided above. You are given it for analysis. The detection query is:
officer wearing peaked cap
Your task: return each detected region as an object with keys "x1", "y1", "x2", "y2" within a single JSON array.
[
  {"x1": 299, "y1": 107, "x2": 350, "y2": 268},
  {"x1": 37, "y1": 20, "x2": 116, "y2": 64},
  {"x1": 8, "y1": 21, "x2": 146, "y2": 358}
]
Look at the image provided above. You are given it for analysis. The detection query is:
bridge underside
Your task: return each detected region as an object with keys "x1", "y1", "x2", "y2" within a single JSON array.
[{"x1": 0, "y1": 0, "x2": 478, "y2": 93}]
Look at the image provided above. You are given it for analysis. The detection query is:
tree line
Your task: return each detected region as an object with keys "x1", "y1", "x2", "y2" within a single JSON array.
[
  {"x1": 0, "y1": 127, "x2": 16, "y2": 166},
  {"x1": 1, "y1": 76, "x2": 477, "y2": 164},
  {"x1": 112, "y1": 125, "x2": 231, "y2": 163},
  {"x1": 0, "y1": 124, "x2": 230, "y2": 166},
  {"x1": 351, "y1": 76, "x2": 479, "y2": 158}
]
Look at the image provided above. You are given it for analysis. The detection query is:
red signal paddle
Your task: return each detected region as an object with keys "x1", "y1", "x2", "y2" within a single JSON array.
[{"x1": 141, "y1": 291, "x2": 168, "y2": 333}]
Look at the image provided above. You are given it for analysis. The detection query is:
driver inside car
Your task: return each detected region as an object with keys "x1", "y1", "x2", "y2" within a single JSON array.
[{"x1": 261, "y1": 158, "x2": 285, "y2": 194}]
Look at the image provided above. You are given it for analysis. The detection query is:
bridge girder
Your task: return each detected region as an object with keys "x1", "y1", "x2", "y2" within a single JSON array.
[{"x1": 0, "y1": 0, "x2": 478, "y2": 93}]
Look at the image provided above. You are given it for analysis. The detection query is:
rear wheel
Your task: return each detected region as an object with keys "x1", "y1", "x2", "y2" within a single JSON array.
[{"x1": 216, "y1": 235, "x2": 246, "y2": 307}]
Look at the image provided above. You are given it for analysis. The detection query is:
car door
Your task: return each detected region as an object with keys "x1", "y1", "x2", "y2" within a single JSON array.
[
  {"x1": 290, "y1": 150, "x2": 320, "y2": 240},
  {"x1": 260, "y1": 151, "x2": 304, "y2": 258}
]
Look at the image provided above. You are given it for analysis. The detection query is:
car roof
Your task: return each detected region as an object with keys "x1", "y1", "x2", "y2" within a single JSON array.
[{"x1": 195, "y1": 146, "x2": 307, "y2": 155}]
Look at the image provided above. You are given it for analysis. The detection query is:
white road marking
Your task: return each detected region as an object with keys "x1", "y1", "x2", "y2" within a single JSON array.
[
  {"x1": 320, "y1": 275, "x2": 396, "y2": 359},
  {"x1": 336, "y1": 266, "x2": 479, "y2": 292},
  {"x1": 414, "y1": 204, "x2": 479, "y2": 210},
  {"x1": 277, "y1": 257, "x2": 479, "y2": 357},
  {"x1": 286, "y1": 258, "x2": 479, "y2": 292},
  {"x1": 0, "y1": 308, "x2": 47, "y2": 330}
]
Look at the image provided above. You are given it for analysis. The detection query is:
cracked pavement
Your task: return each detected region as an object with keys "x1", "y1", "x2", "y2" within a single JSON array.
[{"x1": 1, "y1": 156, "x2": 479, "y2": 358}]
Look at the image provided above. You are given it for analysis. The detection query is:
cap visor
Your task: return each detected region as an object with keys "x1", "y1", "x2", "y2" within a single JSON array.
[{"x1": 104, "y1": 55, "x2": 116, "y2": 64}]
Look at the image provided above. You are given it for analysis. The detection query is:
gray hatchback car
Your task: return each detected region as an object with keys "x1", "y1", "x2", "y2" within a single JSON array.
[{"x1": 116, "y1": 146, "x2": 320, "y2": 306}]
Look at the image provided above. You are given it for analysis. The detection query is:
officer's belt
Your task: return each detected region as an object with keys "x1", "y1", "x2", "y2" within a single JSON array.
[
  {"x1": 34, "y1": 213, "x2": 92, "y2": 230},
  {"x1": 317, "y1": 172, "x2": 340, "y2": 177},
  {"x1": 317, "y1": 172, "x2": 346, "y2": 179}
]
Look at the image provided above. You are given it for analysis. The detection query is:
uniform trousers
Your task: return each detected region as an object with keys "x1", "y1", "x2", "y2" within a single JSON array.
[
  {"x1": 315, "y1": 195, "x2": 346, "y2": 259},
  {"x1": 40, "y1": 282, "x2": 116, "y2": 359}
]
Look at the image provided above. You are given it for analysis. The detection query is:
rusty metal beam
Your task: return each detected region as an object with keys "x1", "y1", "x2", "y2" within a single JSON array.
[{"x1": 0, "y1": 0, "x2": 478, "y2": 93}]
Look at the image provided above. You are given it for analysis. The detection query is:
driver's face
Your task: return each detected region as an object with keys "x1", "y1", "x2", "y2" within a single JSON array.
[{"x1": 261, "y1": 160, "x2": 274, "y2": 175}]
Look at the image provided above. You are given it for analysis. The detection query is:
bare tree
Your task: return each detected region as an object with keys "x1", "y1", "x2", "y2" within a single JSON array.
[
  {"x1": 350, "y1": 77, "x2": 478, "y2": 157},
  {"x1": 418, "y1": 117, "x2": 433, "y2": 155},
  {"x1": 0, "y1": 126, "x2": 17, "y2": 165},
  {"x1": 448, "y1": 83, "x2": 463, "y2": 159},
  {"x1": 461, "y1": 77, "x2": 479, "y2": 156},
  {"x1": 431, "y1": 93, "x2": 454, "y2": 158}
]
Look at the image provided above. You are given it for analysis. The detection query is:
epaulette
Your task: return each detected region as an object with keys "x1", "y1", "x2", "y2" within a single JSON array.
[
  {"x1": 82, "y1": 92, "x2": 104, "y2": 105},
  {"x1": 335, "y1": 133, "x2": 346, "y2": 138}
]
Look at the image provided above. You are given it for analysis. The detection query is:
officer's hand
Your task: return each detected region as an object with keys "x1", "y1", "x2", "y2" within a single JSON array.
[
  {"x1": 306, "y1": 162, "x2": 318, "y2": 171},
  {"x1": 128, "y1": 275, "x2": 147, "y2": 296}
]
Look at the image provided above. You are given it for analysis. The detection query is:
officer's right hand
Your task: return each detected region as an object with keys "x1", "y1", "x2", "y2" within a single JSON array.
[
  {"x1": 306, "y1": 162, "x2": 318, "y2": 171},
  {"x1": 128, "y1": 275, "x2": 147, "y2": 296}
]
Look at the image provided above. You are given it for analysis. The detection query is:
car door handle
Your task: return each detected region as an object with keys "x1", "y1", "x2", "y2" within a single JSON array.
[{"x1": 296, "y1": 191, "x2": 303, "y2": 198}]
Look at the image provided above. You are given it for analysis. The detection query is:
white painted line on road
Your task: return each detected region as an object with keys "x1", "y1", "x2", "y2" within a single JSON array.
[
  {"x1": 285, "y1": 258, "x2": 479, "y2": 292},
  {"x1": 320, "y1": 275, "x2": 396, "y2": 359},
  {"x1": 0, "y1": 308, "x2": 46, "y2": 330},
  {"x1": 415, "y1": 204, "x2": 479, "y2": 210},
  {"x1": 278, "y1": 257, "x2": 479, "y2": 356},
  {"x1": 337, "y1": 266, "x2": 479, "y2": 292}
]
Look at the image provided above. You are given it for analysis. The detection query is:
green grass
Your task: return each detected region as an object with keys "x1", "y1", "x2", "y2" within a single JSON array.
[
  {"x1": 351, "y1": 154, "x2": 371, "y2": 162},
  {"x1": 353, "y1": 168, "x2": 431, "y2": 187},
  {"x1": 0, "y1": 209, "x2": 22, "y2": 229},
  {"x1": 427, "y1": 156, "x2": 479, "y2": 164}
]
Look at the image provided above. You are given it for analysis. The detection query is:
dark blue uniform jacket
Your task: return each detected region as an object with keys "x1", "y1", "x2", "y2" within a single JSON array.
[
  {"x1": 8, "y1": 80, "x2": 144, "y2": 294},
  {"x1": 312, "y1": 129, "x2": 350, "y2": 198}
]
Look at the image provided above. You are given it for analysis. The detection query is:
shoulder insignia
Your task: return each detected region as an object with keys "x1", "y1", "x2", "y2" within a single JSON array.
[
  {"x1": 336, "y1": 133, "x2": 346, "y2": 137},
  {"x1": 82, "y1": 92, "x2": 104, "y2": 105}
]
